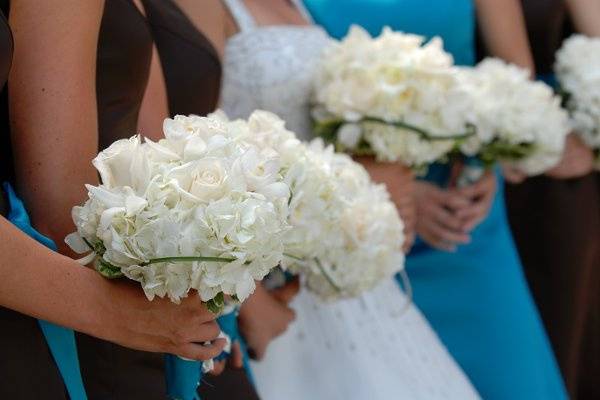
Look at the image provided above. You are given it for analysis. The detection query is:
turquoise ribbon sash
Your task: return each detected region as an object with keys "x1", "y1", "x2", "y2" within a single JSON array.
[{"x1": 4, "y1": 182, "x2": 87, "y2": 400}]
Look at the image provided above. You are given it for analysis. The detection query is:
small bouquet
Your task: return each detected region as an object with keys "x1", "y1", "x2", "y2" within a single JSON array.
[
  {"x1": 230, "y1": 110, "x2": 406, "y2": 300},
  {"x1": 455, "y1": 58, "x2": 569, "y2": 185},
  {"x1": 555, "y1": 34, "x2": 600, "y2": 167},
  {"x1": 312, "y1": 25, "x2": 473, "y2": 170},
  {"x1": 65, "y1": 113, "x2": 292, "y2": 399}
]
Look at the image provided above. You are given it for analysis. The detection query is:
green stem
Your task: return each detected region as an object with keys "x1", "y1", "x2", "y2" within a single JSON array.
[
  {"x1": 361, "y1": 116, "x2": 475, "y2": 141},
  {"x1": 283, "y1": 253, "x2": 305, "y2": 262},
  {"x1": 140, "y1": 256, "x2": 236, "y2": 266},
  {"x1": 314, "y1": 258, "x2": 341, "y2": 292},
  {"x1": 82, "y1": 237, "x2": 95, "y2": 251}
]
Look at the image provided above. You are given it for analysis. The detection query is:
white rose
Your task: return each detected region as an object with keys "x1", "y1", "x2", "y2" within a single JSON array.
[
  {"x1": 167, "y1": 158, "x2": 236, "y2": 202},
  {"x1": 93, "y1": 136, "x2": 150, "y2": 192}
]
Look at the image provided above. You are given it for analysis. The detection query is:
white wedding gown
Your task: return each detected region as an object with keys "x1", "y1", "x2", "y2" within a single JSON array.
[{"x1": 220, "y1": 1, "x2": 480, "y2": 399}]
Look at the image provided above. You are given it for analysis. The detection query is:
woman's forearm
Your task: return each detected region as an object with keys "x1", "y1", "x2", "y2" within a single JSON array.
[
  {"x1": 567, "y1": 0, "x2": 600, "y2": 36},
  {"x1": 9, "y1": 0, "x2": 104, "y2": 256},
  {"x1": 0, "y1": 216, "x2": 226, "y2": 359},
  {"x1": 475, "y1": 0, "x2": 535, "y2": 72},
  {"x1": 0, "y1": 216, "x2": 112, "y2": 336}
]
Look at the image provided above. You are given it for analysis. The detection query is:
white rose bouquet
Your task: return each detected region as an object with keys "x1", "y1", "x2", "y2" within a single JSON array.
[
  {"x1": 312, "y1": 25, "x2": 473, "y2": 170},
  {"x1": 455, "y1": 58, "x2": 569, "y2": 184},
  {"x1": 555, "y1": 34, "x2": 600, "y2": 167},
  {"x1": 65, "y1": 113, "x2": 291, "y2": 313},
  {"x1": 229, "y1": 110, "x2": 406, "y2": 300}
]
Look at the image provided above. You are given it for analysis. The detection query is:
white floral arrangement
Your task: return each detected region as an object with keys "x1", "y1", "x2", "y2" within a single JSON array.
[
  {"x1": 312, "y1": 25, "x2": 473, "y2": 169},
  {"x1": 458, "y1": 58, "x2": 569, "y2": 176},
  {"x1": 555, "y1": 34, "x2": 600, "y2": 166},
  {"x1": 233, "y1": 111, "x2": 406, "y2": 300},
  {"x1": 65, "y1": 112, "x2": 292, "y2": 312}
]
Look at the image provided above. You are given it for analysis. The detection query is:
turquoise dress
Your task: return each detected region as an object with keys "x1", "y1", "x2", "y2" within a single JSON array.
[{"x1": 303, "y1": 1, "x2": 567, "y2": 398}]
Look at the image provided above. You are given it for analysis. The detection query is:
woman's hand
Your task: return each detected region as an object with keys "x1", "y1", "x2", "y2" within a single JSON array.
[
  {"x1": 209, "y1": 340, "x2": 244, "y2": 375},
  {"x1": 355, "y1": 156, "x2": 417, "y2": 252},
  {"x1": 0, "y1": 218, "x2": 226, "y2": 361},
  {"x1": 238, "y1": 282, "x2": 296, "y2": 360},
  {"x1": 102, "y1": 280, "x2": 226, "y2": 361},
  {"x1": 451, "y1": 170, "x2": 497, "y2": 232},
  {"x1": 414, "y1": 181, "x2": 472, "y2": 252},
  {"x1": 502, "y1": 165, "x2": 528, "y2": 184},
  {"x1": 546, "y1": 133, "x2": 595, "y2": 179}
]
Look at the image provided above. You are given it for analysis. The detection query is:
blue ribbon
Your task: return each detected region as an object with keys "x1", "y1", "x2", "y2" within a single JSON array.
[
  {"x1": 4, "y1": 182, "x2": 87, "y2": 400},
  {"x1": 165, "y1": 307, "x2": 253, "y2": 400}
]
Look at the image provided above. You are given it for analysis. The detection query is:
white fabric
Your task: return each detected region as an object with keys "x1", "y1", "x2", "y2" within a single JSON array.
[
  {"x1": 220, "y1": 0, "x2": 331, "y2": 139},
  {"x1": 222, "y1": 0, "x2": 257, "y2": 32},
  {"x1": 220, "y1": 2, "x2": 480, "y2": 399},
  {"x1": 251, "y1": 281, "x2": 480, "y2": 400}
]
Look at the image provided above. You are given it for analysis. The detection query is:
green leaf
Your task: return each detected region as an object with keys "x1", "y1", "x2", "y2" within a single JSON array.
[
  {"x1": 205, "y1": 292, "x2": 225, "y2": 314},
  {"x1": 95, "y1": 258, "x2": 124, "y2": 279}
]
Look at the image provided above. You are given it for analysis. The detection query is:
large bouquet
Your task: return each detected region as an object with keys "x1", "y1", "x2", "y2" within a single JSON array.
[
  {"x1": 312, "y1": 25, "x2": 473, "y2": 169},
  {"x1": 457, "y1": 58, "x2": 569, "y2": 180},
  {"x1": 66, "y1": 113, "x2": 292, "y2": 312},
  {"x1": 230, "y1": 110, "x2": 406, "y2": 300},
  {"x1": 65, "y1": 113, "x2": 293, "y2": 399},
  {"x1": 555, "y1": 34, "x2": 600, "y2": 165}
]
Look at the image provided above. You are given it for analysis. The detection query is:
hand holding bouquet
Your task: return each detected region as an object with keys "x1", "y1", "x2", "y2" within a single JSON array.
[
  {"x1": 65, "y1": 112, "x2": 292, "y2": 399},
  {"x1": 456, "y1": 58, "x2": 569, "y2": 184},
  {"x1": 232, "y1": 110, "x2": 406, "y2": 300}
]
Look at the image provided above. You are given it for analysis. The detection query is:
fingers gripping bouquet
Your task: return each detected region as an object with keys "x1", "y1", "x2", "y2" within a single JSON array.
[
  {"x1": 312, "y1": 25, "x2": 473, "y2": 171},
  {"x1": 456, "y1": 58, "x2": 570, "y2": 185},
  {"x1": 555, "y1": 35, "x2": 600, "y2": 168},
  {"x1": 236, "y1": 110, "x2": 406, "y2": 300},
  {"x1": 65, "y1": 112, "x2": 291, "y2": 399}
]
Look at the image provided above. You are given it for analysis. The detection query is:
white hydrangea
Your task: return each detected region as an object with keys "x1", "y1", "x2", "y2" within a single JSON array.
[
  {"x1": 458, "y1": 58, "x2": 569, "y2": 175},
  {"x1": 555, "y1": 35, "x2": 600, "y2": 159},
  {"x1": 66, "y1": 113, "x2": 291, "y2": 308},
  {"x1": 236, "y1": 111, "x2": 406, "y2": 300},
  {"x1": 294, "y1": 141, "x2": 405, "y2": 300},
  {"x1": 312, "y1": 25, "x2": 472, "y2": 167}
]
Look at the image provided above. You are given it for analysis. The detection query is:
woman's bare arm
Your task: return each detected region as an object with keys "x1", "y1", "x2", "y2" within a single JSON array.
[
  {"x1": 567, "y1": 0, "x2": 600, "y2": 36},
  {"x1": 9, "y1": 0, "x2": 103, "y2": 255},
  {"x1": 0, "y1": 217, "x2": 225, "y2": 359},
  {"x1": 4, "y1": 0, "x2": 225, "y2": 360},
  {"x1": 475, "y1": 0, "x2": 535, "y2": 71}
]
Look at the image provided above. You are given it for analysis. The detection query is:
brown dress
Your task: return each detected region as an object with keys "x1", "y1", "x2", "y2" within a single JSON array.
[
  {"x1": 141, "y1": 0, "x2": 259, "y2": 398},
  {"x1": 74, "y1": 1, "x2": 165, "y2": 399},
  {"x1": 504, "y1": 1, "x2": 600, "y2": 398},
  {"x1": 0, "y1": 5, "x2": 71, "y2": 399}
]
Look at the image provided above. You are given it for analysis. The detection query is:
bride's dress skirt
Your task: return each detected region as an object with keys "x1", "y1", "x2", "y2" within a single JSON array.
[{"x1": 251, "y1": 279, "x2": 480, "y2": 400}]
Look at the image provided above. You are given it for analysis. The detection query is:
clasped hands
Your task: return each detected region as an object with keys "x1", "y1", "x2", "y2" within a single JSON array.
[{"x1": 415, "y1": 169, "x2": 496, "y2": 252}]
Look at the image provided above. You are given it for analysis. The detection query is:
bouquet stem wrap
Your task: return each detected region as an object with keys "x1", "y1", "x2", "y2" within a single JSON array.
[
  {"x1": 4, "y1": 183, "x2": 88, "y2": 400},
  {"x1": 456, "y1": 158, "x2": 485, "y2": 188},
  {"x1": 166, "y1": 307, "x2": 246, "y2": 400}
]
